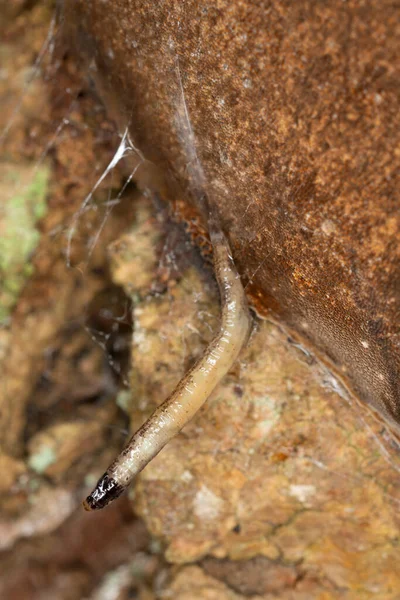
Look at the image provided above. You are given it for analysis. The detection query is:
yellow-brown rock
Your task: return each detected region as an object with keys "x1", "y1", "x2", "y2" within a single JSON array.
[{"x1": 109, "y1": 195, "x2": 400, "y2": 598}]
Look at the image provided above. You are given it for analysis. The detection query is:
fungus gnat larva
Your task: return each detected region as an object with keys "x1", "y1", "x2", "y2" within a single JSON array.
[{"x1": 83, "y1": 217, "x2": 252, "y2": 510}]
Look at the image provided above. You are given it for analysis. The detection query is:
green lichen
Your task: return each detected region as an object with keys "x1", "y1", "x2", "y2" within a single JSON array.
[
  {"x1": 0, "y1": 165, "x2": 50, "y2": 324},
  {"x1": 28, "y1": 445, "x2": 56, "y2": 474}
]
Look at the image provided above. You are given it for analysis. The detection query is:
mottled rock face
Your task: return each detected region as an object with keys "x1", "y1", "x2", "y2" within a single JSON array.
[
  {"x1": 65, "y1": 2, "x2": 400, "y2": 428},
  {"x1": 108, "y1": 194, "x2": 400, "y2": 596}
]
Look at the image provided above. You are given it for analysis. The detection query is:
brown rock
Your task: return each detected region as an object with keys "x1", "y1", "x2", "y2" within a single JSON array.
[{"x1": 65, "y1": 0, "x2": 400, "y2": 434}]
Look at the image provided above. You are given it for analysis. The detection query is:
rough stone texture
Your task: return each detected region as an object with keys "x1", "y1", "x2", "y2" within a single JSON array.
[
  {"x1": 2, "y1": 2, "x2": 400, "y2": 598},
  {"x1": 0, "y1": 1, "x2": 132, "y2": 458},
  {"x1": 65, "y1": 0, "x2": 400, "y2": 434},
  {"x1": 109, "y1": 194, "x2": 400, "y2": 599},
  {"x1": 0, "y1": 7, "x2": 157, "y2": 598}
]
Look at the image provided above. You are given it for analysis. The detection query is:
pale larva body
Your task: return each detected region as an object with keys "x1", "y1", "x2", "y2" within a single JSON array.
[{"x1": 84, "y1": 222, "x2": 251, "y2": 510}]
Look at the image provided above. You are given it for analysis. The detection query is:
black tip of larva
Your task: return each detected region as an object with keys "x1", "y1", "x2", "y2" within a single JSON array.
[{"x1": 83, "y1": 473, "x2": 125, "y2": 511}]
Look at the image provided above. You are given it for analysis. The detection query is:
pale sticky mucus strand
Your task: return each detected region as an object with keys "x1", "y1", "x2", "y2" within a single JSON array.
[{"x1": 83, "y1": 225, "x2": 252, "y2": 510}]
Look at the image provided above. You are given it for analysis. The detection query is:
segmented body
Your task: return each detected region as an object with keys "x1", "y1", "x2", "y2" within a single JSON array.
[{"x1": 84, "y1": 222, "x2": 251, "y2": 510}]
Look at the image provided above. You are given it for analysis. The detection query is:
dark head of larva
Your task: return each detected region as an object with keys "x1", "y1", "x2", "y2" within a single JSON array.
[{"x1": 83, "y1": 473, "x2": 125, "y2": 511}]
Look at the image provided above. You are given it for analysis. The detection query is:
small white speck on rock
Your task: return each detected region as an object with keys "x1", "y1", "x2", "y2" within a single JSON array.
[{"x1": 193, "y1": 485, "x2": 224, "y2": 521}]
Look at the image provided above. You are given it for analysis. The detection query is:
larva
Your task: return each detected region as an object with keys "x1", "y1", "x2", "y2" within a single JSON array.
[{"x1": 84, "y1": 219, "x2": 252, "y2": 510}]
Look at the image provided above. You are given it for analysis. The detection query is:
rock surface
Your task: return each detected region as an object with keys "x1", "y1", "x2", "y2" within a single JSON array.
[
  {"x1": 2, "y1": 2, "x2": 400, "y2": 598},
  {"x1": 109, "y1": 194, "x2": 400, "y2": 598},
  {"x1": 65, "y1": 0, "x2": 400, "y2": 434}
]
